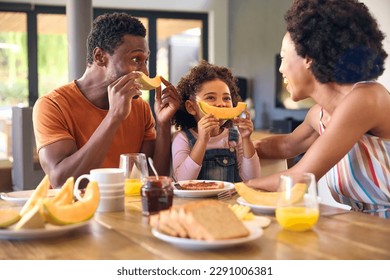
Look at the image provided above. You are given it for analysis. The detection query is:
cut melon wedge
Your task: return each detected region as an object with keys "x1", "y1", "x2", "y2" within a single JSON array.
[
  {"x1": 43, "y1": 181, "x2": 100, "y2": 225},
  {"x1": 14, "y1": 201, "x2": 45, "y2": 230},
  {"x1": 19, "y1": 174, "x2": 50, "y2": 216},
  {"x1": 51, "y1": 177, "x2": 74, "y2": 205},
  {"x1": 135, "y1": 71, "x2": 161, "y2": 90},
  {"x1": 0, "y1": 209, "x2": 21, "y2": 228},
  {"x1": 198, "y1": 101, "x2": 247, "y2": 119},
  {"x1": 234, "y1": 182, "x2": 306, "y2": 206}
]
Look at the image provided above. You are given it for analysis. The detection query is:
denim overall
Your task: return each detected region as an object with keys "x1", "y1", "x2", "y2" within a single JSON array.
[{"x1": 183, "y1": 128, "x2": 242, "y2": 183}]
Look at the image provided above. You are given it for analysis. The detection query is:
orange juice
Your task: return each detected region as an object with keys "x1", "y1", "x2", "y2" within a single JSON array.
[
  {"x1": 275, "y1": 206, "x2": 319, "y2": 231},
  {"x1": 125, "y1": 178, "x2": 142, "y2": 196}
]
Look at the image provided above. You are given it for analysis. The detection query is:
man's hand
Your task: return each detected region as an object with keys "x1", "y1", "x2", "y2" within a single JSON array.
[{"x1": 107, "y1": 72, "x2": 142, "y2": 122}]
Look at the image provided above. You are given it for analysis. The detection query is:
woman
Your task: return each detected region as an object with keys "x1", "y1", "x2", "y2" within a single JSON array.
[{"x1": 247, "y1": 0, "x2": 390, "y2": 218}]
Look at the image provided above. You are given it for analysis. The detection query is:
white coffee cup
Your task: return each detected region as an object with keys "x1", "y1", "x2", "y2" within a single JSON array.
[
  {"x1": 97, "y1": 195, "x2": 125, "y2": 212},
  {"x1": 74, "y1": 168, "x2": 125, "y2": 200}
]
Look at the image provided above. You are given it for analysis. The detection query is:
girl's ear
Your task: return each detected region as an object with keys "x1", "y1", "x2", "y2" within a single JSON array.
[{"x1": 185, "y1": 100, "x2": 198, "y2": 116}]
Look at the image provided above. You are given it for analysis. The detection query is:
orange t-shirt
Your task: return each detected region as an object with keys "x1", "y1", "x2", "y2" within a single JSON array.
[{"x1": 33, "y1": 81, "x2": 156, "y2": 168}]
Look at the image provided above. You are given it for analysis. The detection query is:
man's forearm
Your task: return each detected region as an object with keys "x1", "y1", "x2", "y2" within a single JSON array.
[{"x1": 152, "y1": 122, "x2": 172, "y2": 175}]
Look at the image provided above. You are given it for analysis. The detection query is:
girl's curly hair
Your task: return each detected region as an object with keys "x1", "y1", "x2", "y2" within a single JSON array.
[
  {"x1": 172, "y1": 60, "x2": 242, "y2": 130},
  {"x1": 285, "y1": 0, "x2": 387, "y2": 83},
  {"x1": 86, "y1": 12, "x2": 146, "y2": 65}
]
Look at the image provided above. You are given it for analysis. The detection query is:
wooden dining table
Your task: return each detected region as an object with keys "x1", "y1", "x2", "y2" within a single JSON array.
[{"x1": 1, "y1": 194, "x2": 390, "y2": 260}]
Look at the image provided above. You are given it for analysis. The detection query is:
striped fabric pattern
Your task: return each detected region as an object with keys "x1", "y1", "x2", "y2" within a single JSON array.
[{"x1": 319, "y1": 114, "x2": 390, "y2": 218}]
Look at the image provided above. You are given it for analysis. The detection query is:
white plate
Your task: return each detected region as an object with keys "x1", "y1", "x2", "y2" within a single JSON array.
[
  {"x1": 237, "y1": 195, "x2": 322, "y2": 215},
  {"x1": 173, "y1": 180, "x2": 235, "y2": 198},
  {"x1": 0, "y1": 189, "x2": 60, "y2": 205},
  {"x1": 237, "y1": 196, "x2": 276, "y2": 214},
  {"x1": 0, "y1": 220, "x2": 90, "y2": 240},
  {"x1": 151, "y1": 223, "x2": 262, "y2": 250}
]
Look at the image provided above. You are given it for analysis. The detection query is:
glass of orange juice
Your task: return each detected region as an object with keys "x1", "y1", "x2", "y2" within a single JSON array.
[
  {"x1": 119, "y1": 153, "x2": 149, "y2": 196},
  {"x1": 275, "y1": 173, "x2": 319, "y2": 232}
]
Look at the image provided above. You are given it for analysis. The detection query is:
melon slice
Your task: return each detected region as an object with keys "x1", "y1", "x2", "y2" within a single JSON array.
[
  {"x1": 234, "y1": 182, "x2": 306, "y2": 206},
  {"x1": 0, "y1": 209, "x2": 21, "y2": 228},
  {"x1": 135, "y1": 71, "x2": 161, "y2": 90},
  {"x1": 51, "y1": 177, "x2": 74, "y2": 205},
  {"x1": 14, "y1": 201, "x2": 45, "y2": 230},
  {"x1": 198, "y1": 101, "x2": 247, "y2": 119},
  {"x1": 43, "y1": 181, "x2": 100, "y2": 225},
  {"x1": 19, "y1": 175, "x2": 50, "y2": 216}
]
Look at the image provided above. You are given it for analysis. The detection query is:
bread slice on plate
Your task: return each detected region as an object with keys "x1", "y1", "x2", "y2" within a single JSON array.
[{"x1": 149, "y1": 200, "x2": 249, "y2": 241}]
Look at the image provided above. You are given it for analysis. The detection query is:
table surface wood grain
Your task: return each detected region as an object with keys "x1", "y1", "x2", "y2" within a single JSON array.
[{"x1": 1, "y1": 195, "x2": 389, "y2": 260}]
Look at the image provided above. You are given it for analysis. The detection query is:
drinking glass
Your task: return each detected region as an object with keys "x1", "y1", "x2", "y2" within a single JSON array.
[
  {"x1": 275, "y1": 172, "x2": 319, "y2": 232},
  {"x1": 119, "y1": 153, "x2": 149, "y2": 196}
]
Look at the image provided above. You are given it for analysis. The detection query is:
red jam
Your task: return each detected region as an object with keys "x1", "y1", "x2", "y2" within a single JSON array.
[{"x1": 141, "y1": 176, "x2": 173, "y2": 216}]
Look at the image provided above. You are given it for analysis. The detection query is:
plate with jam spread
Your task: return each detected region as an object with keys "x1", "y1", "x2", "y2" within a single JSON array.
[{"x1": 172, "y1": 180, "x2": 235, "y2": 198}]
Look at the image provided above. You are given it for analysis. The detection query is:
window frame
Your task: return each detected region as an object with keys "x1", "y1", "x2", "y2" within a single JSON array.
[{"x1": 0, "y1": 2, "x2": 208, "y2": 108}]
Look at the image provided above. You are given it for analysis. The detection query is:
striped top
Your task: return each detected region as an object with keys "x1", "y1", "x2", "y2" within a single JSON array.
[{"x1": 319, "y1": 109, "x2": 390, "y2": 219}]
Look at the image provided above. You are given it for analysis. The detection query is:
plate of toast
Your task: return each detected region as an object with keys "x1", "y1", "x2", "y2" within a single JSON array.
[
  {"x1": 172, "y1": 180, "x2": 235, "y2": 198},
  {"x1": 149, "y1": 200, "x2": 263, "y2": 249},
  {"x1": 152, "y1": 223, "x2": 262, "y2": 250}
]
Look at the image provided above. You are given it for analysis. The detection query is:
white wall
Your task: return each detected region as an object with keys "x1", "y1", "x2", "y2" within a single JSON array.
[
  {"x1": 361, "y1": 0, "x2": 390, "y2": 89},
  {"x1": 228, "y1": 0, "x2": 390, "y2": 129}
]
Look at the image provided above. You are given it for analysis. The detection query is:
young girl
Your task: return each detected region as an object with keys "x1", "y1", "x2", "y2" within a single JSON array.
[{"x1": 171, "y1": 61, "x2": 261, "y2": 182}]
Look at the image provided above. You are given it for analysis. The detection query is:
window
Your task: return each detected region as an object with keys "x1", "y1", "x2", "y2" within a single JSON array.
[
  {"x1": 0, "y1": 11, "x2": 28, "y2": 160},
  {"x1": 0, "y1": 3, "x2": 208, "y2": 163}
]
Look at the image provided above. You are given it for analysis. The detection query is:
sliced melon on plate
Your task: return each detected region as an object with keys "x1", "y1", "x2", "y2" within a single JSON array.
[
  {"x1": 14, "y1": 201, "x2": 45, "y2": 230},
  {"x1": 43, "y1": 181, "x2": 100, "y2": 225},
  {"x1": 0, "y1": 209, "x2": 21, "y2": 228}
]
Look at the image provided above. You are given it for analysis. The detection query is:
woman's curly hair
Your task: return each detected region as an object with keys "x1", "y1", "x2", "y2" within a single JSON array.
[
  {"x1": 285, "y1": 0, "x2": 388, "y2": 83},
  {"x1": 172, "y1": 60, "x2": 242, "y2": 130},
  {"x1": 86, "y1": 12, "x2": 146, "y2": 65}
]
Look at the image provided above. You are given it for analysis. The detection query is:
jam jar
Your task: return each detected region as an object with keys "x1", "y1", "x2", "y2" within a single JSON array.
[{"x1": 140, "y1": 176, "x2": 173, "y2": 216}]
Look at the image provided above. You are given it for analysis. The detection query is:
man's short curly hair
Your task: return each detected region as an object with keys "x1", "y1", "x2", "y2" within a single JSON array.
[
  {"x1": 86, "y1": 12, "x2": 146, "y2": 65},
  {"x1": 172, "y1": 60, "x2": 242, "y2": 130},
  {"x1": 285, "y1": 0, "x2": 388, "y2": 83}
]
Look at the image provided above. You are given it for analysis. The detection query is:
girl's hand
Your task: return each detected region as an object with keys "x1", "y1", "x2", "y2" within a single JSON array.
[
  {"x1": 233, "y1": 111, "x2": 253, "y2": 139},
  {"x1": 197, "y1": 114, "x2": 219, "y2": 142}
]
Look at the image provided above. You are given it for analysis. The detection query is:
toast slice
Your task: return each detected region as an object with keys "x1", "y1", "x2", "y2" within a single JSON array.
[{"x1": 149, "y1": 200, "x2": 249, "y2": 241}]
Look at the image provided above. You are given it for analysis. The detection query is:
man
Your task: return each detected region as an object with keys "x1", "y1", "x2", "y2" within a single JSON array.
[{"x1": 33, "y1": 13, "x2": 180, "y2": 187}]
